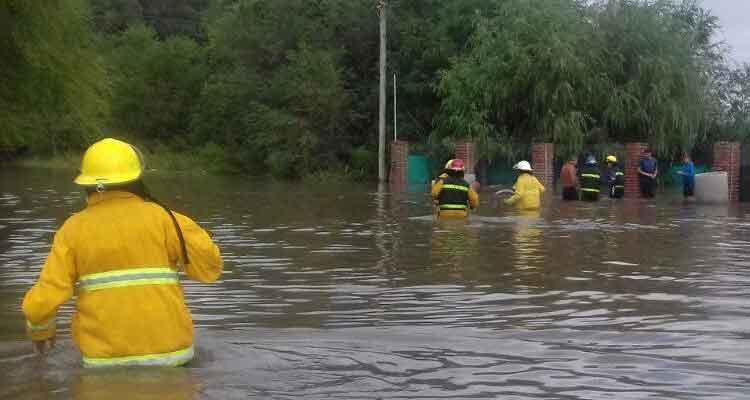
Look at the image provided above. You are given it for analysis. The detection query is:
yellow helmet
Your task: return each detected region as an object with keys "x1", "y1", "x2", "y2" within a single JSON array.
[
  {"x1": 74, "y1": 138, "x2": 143, "y2": 186},
  {"x1": 606, "y1": 155, "x2": 617, "y2": 163}
]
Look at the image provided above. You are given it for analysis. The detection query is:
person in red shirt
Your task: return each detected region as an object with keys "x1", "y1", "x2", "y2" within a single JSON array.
[{"x1": 560, "y1": 156, "x2": 579, "y2": 201}]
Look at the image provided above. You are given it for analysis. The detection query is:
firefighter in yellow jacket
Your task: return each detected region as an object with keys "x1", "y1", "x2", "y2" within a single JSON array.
[
  {"x1": 503, "y1": 161, "x2": 545, "y2": 210},
  {"x1": 22, "y1": 138, "x2": 223, "y2": 368}
]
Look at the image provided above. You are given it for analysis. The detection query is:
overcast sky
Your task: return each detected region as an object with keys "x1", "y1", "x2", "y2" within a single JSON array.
[{"x1": 701, "y1": 0, "x2": 750, "y2": 64}]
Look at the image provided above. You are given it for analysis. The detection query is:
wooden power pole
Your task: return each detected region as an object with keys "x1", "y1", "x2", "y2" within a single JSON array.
[
  {"x1": 607, "y1": 0, "x2": 620, "y2": 16},
  {"x1": 377, "y1": 0, "x2": 387, "y2": 182}
]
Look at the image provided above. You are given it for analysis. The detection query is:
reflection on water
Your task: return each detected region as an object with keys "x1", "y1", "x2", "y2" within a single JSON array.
[{"x1": 3, "y1": 167, "x2": 750, "y2": 398}]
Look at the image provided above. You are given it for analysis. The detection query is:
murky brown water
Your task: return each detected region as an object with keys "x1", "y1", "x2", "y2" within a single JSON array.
[{"x1": 2, "y1": 167, "x2": 750, "y2": 399}]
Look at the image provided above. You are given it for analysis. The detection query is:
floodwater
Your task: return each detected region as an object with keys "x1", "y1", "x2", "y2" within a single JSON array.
[{"x1": 2, "y1": 167, "x2": 750, "y2": 399}]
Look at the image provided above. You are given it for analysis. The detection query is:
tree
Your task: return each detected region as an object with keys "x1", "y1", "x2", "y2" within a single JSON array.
[
  {"x1": 0, "y1": 0, "x2": 108, "y2": 155},
  {"x1": 435, "y1": 0, "x2": 601, "y2": 156},
  {"x1": 193, "y1": 0, "x2": 352, "y2": 177},
  {"x1": 90, "y1": 0, "x2": 209, "y2": 39},
  {"x1": 593, "y1": 0, "x2": 719, "y2": 153},
  {"x1": 388, "y1": 0, "x2": 503, "y2": 141},
  {"x1": 105, "y1": 25, "x2": 207, "y2": 141},
  {"x1": 711, "y1": 64, "x2": 750, "y2": 140},
  {"x1": 435, "y1": 0, "x2": 723, "y2": 157}
]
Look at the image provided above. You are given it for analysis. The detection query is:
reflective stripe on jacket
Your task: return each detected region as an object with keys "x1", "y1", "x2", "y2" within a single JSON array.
[
  {"x1": 580, "y1": 165, "x2": 601, "y2": 193},
  {"x1": 605, "y1": 167, "x2": 624, "y2": 189},
  {"x1": 431, "y1": 177, "x2": 479, "y2": 217},
  {"x1": 438, "y1": 180, "x2": 470, "y2": 211},
  {"x1": 83, "y1": 346, "x2": 195, "y2": 368},
  {"x1": 614, "y1": 170, "x2": 625, "y2": 189},
  {"x1": 22, "y1": 191, "x2": 223, "y2": 367}
]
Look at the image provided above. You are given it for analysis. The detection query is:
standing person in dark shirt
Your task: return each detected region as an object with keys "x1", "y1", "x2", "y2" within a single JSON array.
[
  {"x1": 559, "y1": 156, "x2": 579, "y2": 201},
  {"x1": 638, "y1": 149, "x2": 658, "y2": 198}
]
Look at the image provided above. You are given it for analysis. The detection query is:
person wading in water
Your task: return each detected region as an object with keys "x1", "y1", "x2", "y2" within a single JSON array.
[
  {"x1": 604, "y1": 155, "x2": 625, "y2": 199},
  {"x1": 560, "y1": 156, "x2": 579, "y2": 201},
  {"x1": 503, "y1": 161, "x2": 545, "y2": 210},
  {"x1": 431, "y1": 159, "x2": 479, "y2": 218},
  {"x1": 638, "y1": 149, "x2": 659, "y2": 198},
  {"x1": 580, "y1": 155, "x2": 601, "y2": 202},
  {"x1": 22, "y1": 138, "x2": 223, "y2": 367}
]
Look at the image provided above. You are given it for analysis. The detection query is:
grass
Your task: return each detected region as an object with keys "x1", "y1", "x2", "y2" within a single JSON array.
[
  {"x1": 301, "y1": 166, "x2": 375, "y2": 184},
  {"x1": 9, "y1": 142, "x2": 374, "y2": 182},
  {"x1": 13, "y1": 153, "x2": 80, "y2": 170}
]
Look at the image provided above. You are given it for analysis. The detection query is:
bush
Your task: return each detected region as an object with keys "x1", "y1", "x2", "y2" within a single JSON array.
[
  {"x1": 197, "y1": 142, "x2": 233, "y2": 174},
  {"x1": 106, "y1": 25, "x2": 207, "y2": 142},
  {"x1": 349, "y1": 146, "x2": 376, "y2": 179},
  {"x1": 266, "y1": 151, "x2": 297, "y2": 179}
]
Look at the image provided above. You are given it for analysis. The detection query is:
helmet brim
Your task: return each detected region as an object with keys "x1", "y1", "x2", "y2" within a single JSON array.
[{"x1": 74, "y1": 171, "x2": 142, "y2": 186}]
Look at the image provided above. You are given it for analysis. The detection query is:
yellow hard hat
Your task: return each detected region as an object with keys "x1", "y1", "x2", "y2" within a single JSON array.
[
  {"x1": 74, "y1": 138, "x2": 143, "y2": 186},
  {"x1": 606, "y1": 155, "x2": 617, "y2": 163}
]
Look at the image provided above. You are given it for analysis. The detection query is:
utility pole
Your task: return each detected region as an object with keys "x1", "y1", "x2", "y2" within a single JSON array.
[
  {"x1": 393, "y1": 73, "x2": 397, "y2": 142},
  {"x1": 607, "y1": 0, "x2": 620, "y2": 16},
  {"x1": 377, "y1": 0, "x2": 387, "y2": 182}
]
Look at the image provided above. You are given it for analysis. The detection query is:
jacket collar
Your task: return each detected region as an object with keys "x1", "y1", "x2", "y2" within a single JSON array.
[{"x1": 86, "y1": 190, "x2": 142, "y2": 206}]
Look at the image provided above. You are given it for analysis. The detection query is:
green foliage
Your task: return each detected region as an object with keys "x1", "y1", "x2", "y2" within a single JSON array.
[
  {"x1": 193, "y1": 0, "x2": 354, "y2": 178},
  {"x1": 435, "y1": 0, "x2": 724, "y2": 158},
  {"x1": 712, "y1": 64, "x2": 750, "y2": 141},
  {"x1": 388, "y1": 0, "x2": 502, "y2": 141},
  {"x1": 196, "y1": 141, "x2": 234, "y2": 173},
  {"x1": 90, "y1": 0, "x2": 209, "y2": 39},
  {"x1": 436, "y1": 0, "x2": 599, "y2": 158},
  {"x1": 593, "y1": 0, "x2": 718, "y2": 154},
  {"x1": 0, "y1": 0, "x2": 108, "y2": 154},
  {"x1": 105, "y1": 25, "x2": 208, "y2": 141},
  {"x1": 349, "y1": 146, "x2": 377, "y2": 179},
  {"x1": 4, "y1": 0, "x2": 748, "y2": 177}
]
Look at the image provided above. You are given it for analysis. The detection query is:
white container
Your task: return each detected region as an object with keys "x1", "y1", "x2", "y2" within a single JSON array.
[{"x1": 694, "y1": 171, "x2": 728, "y2": 204}]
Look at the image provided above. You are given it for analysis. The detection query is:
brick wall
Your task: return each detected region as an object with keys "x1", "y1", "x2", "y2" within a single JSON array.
[
  {"x1": 389, "y1": 140, "x2": 409, "y2": 186},
  {"x1": 713, "y1": 141, "x2": 741, "y2": 202},
  {"x1": 454, "y1": 140, "x2": 476, "y2": 175},
  {"x1": 532, "y1": 143, "x2": 554, "y2": 188},
  {"x1": 624, "y1": 142, "x2": 648, "y2": 198}
]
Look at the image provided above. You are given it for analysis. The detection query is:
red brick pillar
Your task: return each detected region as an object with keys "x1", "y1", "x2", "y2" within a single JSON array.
[
  {"x1": 713, "y1": 141, "x2": 741, "y2": 201},
  {"x1": 625, "y1": 142, "x2": 648, "y2": 198},
  {"x1": 389, "y1": 140, "x2": 409, "y2": 185},
  {"x1": 532, "y1": 143, "x2": 554, "y2": 188},
  {"x1": 454, "y1": 140, "x2": 476, "y2": 175}
]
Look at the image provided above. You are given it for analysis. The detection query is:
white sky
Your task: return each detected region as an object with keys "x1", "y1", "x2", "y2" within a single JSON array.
[{"x1": 701, "y1": 0, "x2": 750, "y2": 64}]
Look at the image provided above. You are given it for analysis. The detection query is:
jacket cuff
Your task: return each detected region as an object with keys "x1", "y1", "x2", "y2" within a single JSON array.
[{"x1": 26, "y1": 319, "x2": 56, "y2": 341}]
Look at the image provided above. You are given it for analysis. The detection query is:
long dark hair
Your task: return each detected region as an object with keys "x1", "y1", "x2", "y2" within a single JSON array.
[{"x1": 86, "y1": 180, "x2": 190, "y2": 266}]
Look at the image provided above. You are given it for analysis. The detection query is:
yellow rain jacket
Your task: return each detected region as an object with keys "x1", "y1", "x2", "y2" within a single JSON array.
[
  {"x1": 22, "y1": 191, "x2": 222, "y2": 368},
  {"x1": 504, "y1": 173, "x2": 545, "y2": 210}
]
